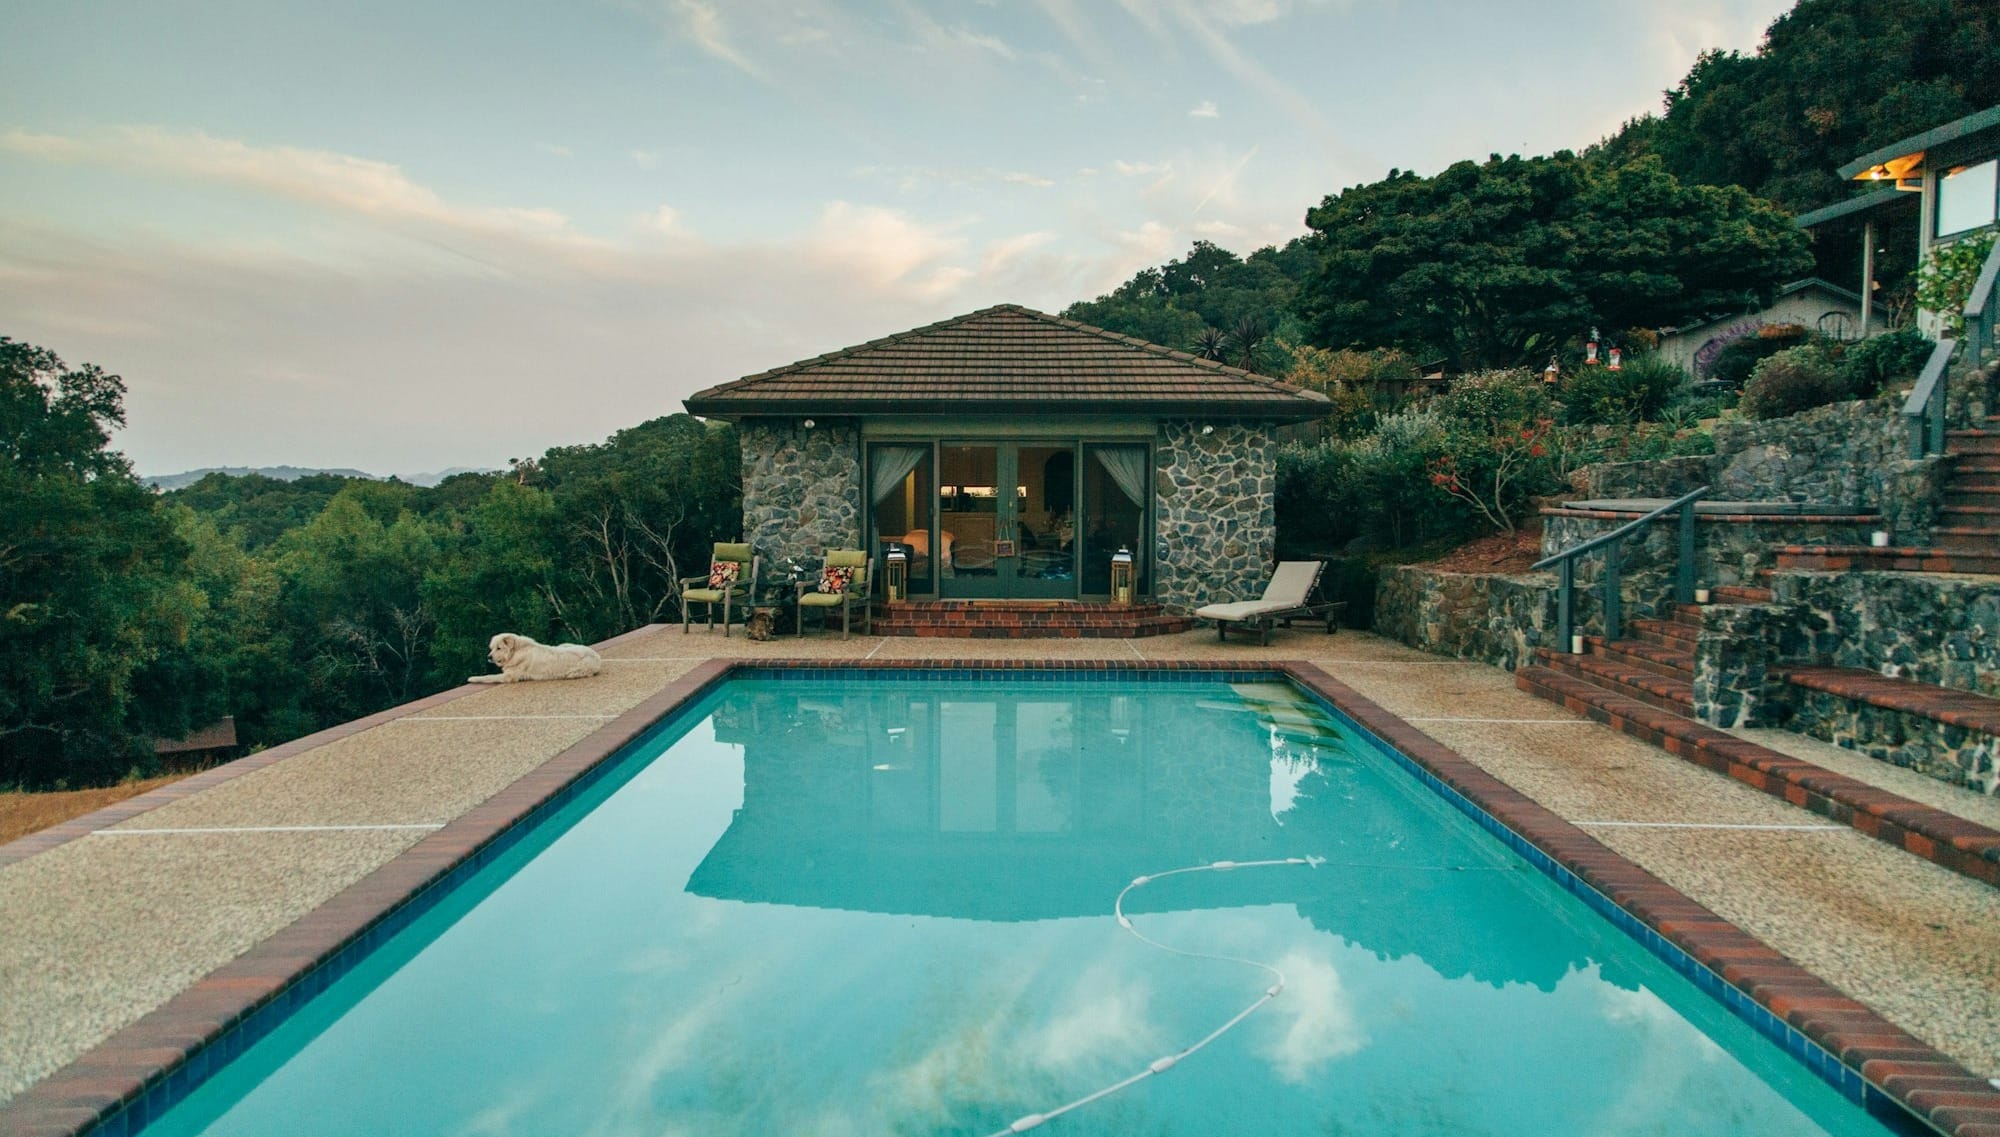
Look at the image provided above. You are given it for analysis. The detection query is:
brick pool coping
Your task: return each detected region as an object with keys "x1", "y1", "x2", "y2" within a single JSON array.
[{"x1": 3, "y1": 658, "x2": 1997, "y2": 1137}]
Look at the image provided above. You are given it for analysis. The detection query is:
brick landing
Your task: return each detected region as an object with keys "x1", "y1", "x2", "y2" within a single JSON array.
[{"x1": 871, "y1": 599, "x2": 1195, "y2": 638}]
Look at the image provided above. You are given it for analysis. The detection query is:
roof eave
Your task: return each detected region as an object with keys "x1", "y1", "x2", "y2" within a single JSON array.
[
  {"x1": 1837, "y1": 104, "x2": 2000, "y2": 181},
  {"x1": 681, "y1": 397, "x2": 1331, "y2": 423}
]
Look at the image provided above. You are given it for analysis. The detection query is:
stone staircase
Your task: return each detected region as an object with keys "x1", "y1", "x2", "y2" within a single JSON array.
[
  {"x1": 870, "y1": 600, "x2": 1194, "y2": 638},
  {"x1": 1516, "y1": 593, "x2": 2000, "y2": 887},
  {"x1": 1775, "y1": 421, "x2": 2000, "y2": 574}
]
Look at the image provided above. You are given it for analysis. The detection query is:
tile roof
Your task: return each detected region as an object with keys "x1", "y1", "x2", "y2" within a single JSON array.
[{"x1": 682, "y1": 304, "x2": 1331, "y2": 420}]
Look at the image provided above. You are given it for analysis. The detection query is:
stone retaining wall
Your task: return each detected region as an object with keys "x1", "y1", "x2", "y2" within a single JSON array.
[
  {"x1": 1540, "y1": 509, "x2": 1876, "y2": 607},
  {"x1": 1582, "y1": 397, "x2": 1947, "y2": 542},
  {"x1": 1375, "y1": 566, "x2": 1559, "y2": 671},
  {"x1": 1153, "y1": 421, "x2": 1276, "y2": 613},
  {"x1": 1771, "y1": 571, "x2": 2000, "y2": 698}
]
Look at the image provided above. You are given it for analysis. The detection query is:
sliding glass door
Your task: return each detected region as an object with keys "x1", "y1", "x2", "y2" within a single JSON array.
[{"x1": 937, "y1": 442, "x2": 1077, "y2": 599}]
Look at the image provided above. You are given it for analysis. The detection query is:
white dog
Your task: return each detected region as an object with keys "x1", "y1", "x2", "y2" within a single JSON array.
[{"x1": 468, "y1": 633, "x2": 603, "y2": 683}]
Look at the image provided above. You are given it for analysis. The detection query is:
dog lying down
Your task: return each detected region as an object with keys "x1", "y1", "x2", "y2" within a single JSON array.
[{"x1": 469, "y1": 633, "x2": 604, "y2": 684}]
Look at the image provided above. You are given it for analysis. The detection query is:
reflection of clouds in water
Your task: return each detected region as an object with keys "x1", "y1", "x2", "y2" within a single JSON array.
[
  {"x1": 1578, "y1": 970, "x2": 1777, "y2": 1137},
  {"x1": 1267, "y1": 750, "x2": 1320, "y2": 824},
  {"x1": 450, "y1": 1085, "x2": 544, "y2": 1137},
  {"x1": 585, "y1": 984, "x2": 741, "y2": 1137},
  {"x1": 1017, "y1": 967, "x2": 1160, "y2": 1067},
  {"x1": 1592, "y1": 973, "x2": 1723, "y2": 1061},
  {"x1": 1260, "y1": 950, "x2": 1367, "y2": 1082}
]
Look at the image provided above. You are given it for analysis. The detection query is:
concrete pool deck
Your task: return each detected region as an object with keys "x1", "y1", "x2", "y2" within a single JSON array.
[{"x1": 2, "y1": 624, "x2": 1998, "y2": 1131}]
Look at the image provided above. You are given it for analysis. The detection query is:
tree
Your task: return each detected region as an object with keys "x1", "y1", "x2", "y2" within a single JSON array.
[
  {"x1": 0, "y1": 339, "x2": 194, "y2": 787},
  {"x1": 1597, "y1": 0, "x2": 2000, "y2": 213},
  {"x1": 1294, "y1": 153, "x2": 1812, "y2": 368}
]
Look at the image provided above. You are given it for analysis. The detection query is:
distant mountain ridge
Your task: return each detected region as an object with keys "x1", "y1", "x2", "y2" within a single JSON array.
[{"x1": 144, "y1": 465, "x2": 494, "y2": 491}]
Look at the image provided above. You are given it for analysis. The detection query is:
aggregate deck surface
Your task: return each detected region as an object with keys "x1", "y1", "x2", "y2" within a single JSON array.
[{"x1": 2, "y1": 624, "x2": 1997, "y2": 1114}]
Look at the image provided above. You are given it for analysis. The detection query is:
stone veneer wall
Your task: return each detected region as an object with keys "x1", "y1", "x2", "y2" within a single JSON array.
[
  {"x1": 1585, "y1": 396, "x2": 1950, "y2": 542},
  {"x1": 738, "y1": 420, "x2": 862, "y2": 578},
  {"x1": 1153, "y1": 421, "x2": 1276, "y2": 613},
  {"x1": 1375, "y1": 567, "x2": 1560, "y2": 671}
]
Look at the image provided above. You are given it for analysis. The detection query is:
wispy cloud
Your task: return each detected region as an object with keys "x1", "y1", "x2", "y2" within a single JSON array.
[
  {"x1": 1189, "y1": 99, "x2": 1220, "y2": 119},
  {"x1": 1001, "y1": 171, "x2": 1055, "y2": 188},
  {"x1": 1112, "y1": 159, "x2": 1171, "y2": 177},
  {"x1": 536, "y1": 142, "x2": 573, "y2": 158},
  {"x1": 666, "y1": 0, "x2": 767, "y2": 79},
  {"x1": 630, "y1": 148, "x2": 663, "y2": 170}
]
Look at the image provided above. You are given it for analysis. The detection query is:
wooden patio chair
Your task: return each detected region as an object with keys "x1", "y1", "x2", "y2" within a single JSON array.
[
  {"x1": 797, "y1": 549, "x2": 873, "y2": 639},
  {"x1": 681, "y1": 542, "x2": 759, "y2": 636}
]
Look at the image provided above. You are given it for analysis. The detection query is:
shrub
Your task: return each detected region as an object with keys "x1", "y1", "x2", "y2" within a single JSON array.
[
  {"x1": 1709, "y1": 325, "x2": 1809, "y2": 388},
  {"x1": 1915, "y1": 231, "x2": 1997, "y2": 336},
  {"x1": 1740, "y1": 343, "x2": 1852, "y2": 420},
  {"x1": 1837, "y1": 327, "x2": 1935, "y2": 397},
  {"x1": 1559, "y1": 352, "x2": 1686, "y2": 424}
]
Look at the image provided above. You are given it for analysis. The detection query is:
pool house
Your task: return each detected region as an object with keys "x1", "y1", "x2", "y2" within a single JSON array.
[{"x1": 682, "y1": 304, "x2": 1330, "y2": 617}]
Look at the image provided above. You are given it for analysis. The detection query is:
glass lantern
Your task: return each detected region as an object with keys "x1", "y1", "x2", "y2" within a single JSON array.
[
  {"x1": 884, "y1": 544, "x2": 909, "y2": 604},
  {"x1": 1110, "y1": 546, "x2": 1136, "y2": 606}
]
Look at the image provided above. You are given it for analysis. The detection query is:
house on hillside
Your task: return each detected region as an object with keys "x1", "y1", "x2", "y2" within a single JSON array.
[
  {"x1": 1656, "y1": 278, "x2": 1871, "y2": 380},
  {"x1": 682, "y1": 305, "x2": 1330, "y2": 613},
  {"x1": 1797, "y1": 104, "x2": 2000, "y2": 338}
]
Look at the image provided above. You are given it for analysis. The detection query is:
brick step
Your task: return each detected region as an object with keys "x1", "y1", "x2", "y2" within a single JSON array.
[
  {"x1": 1783, "y1": 666, "x2": 2000, "y2": 737},
  {"x1": 1933, "y1": 526, "x2": 2000, "y2": 551},
  {"x1": 1945, "y1": 429, "x2": 2000, "y2": 454},
  {"x1": 872, "y1": 603, "x2": 1194, "y2": 638},
  {"x1": 1513, "y1": 666, "x2": 2000, "y2": 888},
  {"x1": 1942, "y1": 487, "x2": 2000, "y2": 508},
  {"x1": 1951, "y1": 453, "x2": 2000, "y2": 473},
  {"x1": 1627, "y1": 617, "x2": 1697, "y2": 651},
  {"x1": 1671, "y1": 603, "x2": 1706, "y2": 629},
  {"x1": 1939, "y1": 505, "x2": 2000, "y2": 523},
  {"x1": 1711, "y1": 584, "x2": 1774, "y2": 603},
  {"x1": 1585, "y1": 636, "x2": 1694, "y2": 682},
  {"x1": 1771, "y1": 544, "x2": 2000, "y2": 574},
  {"x1": 1533, "y1": 648, "x2": 1694, "y2": 714}
]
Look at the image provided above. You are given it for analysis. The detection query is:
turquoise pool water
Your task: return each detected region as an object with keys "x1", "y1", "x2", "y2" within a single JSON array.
[{"x1": 140, "y1": 675, "x2": 1901, "y2": 1136}]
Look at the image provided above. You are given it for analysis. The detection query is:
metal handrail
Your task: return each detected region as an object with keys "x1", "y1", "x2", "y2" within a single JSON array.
[
  {"x1": 1903, "y1": 337, "x2": 1958, "y2": 457},
  {"x1": 1532, "y1": 486, "x2": 1710, "y2": 648},
  {"x1": 1963, "y1": 235, "x2": 2000, "y2": 366}
]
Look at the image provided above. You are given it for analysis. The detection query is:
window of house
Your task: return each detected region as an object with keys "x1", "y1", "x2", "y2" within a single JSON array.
[{"x1": 1936, "y1": 158, "x2": 1999, "y2": 237}]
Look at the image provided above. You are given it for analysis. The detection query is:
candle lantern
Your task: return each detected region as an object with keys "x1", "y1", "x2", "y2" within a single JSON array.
[
  {"x1": 884, "y1": 544, "x2": 909, "y2": 604},
  {"x1": 1110, "y1": 546, "x2": 1136, "y2": 606}
]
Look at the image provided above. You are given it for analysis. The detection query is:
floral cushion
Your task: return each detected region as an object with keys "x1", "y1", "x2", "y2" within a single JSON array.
[
  {"x1": 707, "y1": 560, "x2": 740, "y2": 589},
  {"x1": 817, "y1": 565, "x2": 853, "y2": 594}
]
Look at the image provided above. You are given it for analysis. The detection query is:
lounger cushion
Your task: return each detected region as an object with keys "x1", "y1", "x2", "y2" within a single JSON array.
[{"x1": 1196, "y1": 600, "x2": 1291, "y2": 621}]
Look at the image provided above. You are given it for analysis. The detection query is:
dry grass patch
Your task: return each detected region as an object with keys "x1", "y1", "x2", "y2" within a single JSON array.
[{"x1": 0, "y1": 776, "x2": 185, "y2": 845}]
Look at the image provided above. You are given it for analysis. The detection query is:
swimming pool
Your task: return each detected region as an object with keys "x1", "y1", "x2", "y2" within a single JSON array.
[{"x1": 118, "y1": 671, "x2": 1909, "y2": 1135}]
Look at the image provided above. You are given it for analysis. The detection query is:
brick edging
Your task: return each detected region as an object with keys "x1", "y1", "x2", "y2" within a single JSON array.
[
  {"x1": 6, "y1": 656, "x2": 1994, "y2": 1137},
  {"x1": 1518, "y1": 666, "x2": 2000, "y2": 888},
  {"x1": 1287, "y1": 661, "x2": 2000, "y2": 1137},
  {"x1": 0, "y1": 655, "x2": 733, "y2": 1137},
  {"x1": 0, "y1": 625, "x2": 672, "y2": 871}
]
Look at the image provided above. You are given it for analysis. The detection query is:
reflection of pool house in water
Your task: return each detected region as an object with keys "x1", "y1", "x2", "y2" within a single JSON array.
[{"x1": 683, "y1": 305, "x2": 1329, "y2": 612}]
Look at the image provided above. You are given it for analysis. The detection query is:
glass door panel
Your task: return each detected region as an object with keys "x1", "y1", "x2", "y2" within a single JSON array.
[
  {"x1": 937, "y1": 442, "x2": 1079, "y2": 599},
  {"x1": 868, "y1": 443, "x2": 934, "y2": 596},
  {"x1": 1081, "y1": 443, "x2": 1149, "y2": 598}
]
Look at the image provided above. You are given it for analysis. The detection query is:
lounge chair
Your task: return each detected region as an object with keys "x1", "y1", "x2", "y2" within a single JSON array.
[
  {"x1": 1196, "y1": 561, "x2": 1343, "y2": 644},
  {"x1": 681, "y1": 542, "x2": 759, "y2": 636},
  {"x1": 797, "y1": 549, "x2": 873, "y2": 638}
]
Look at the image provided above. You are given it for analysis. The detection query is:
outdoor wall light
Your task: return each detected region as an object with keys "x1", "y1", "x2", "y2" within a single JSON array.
[
  {"x1": 1200, "y1": 424, "x2": 1215, "y2": 435},
  {"x1": 802, "y1": 418, "x2": 816, "y2": 429}
]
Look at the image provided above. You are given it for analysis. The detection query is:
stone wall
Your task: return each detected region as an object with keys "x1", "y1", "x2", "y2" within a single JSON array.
[
  {"x1": 1153, "y1": 421, "x2": 1276, "y2": 613},
  {"x1": 1375, "y1": 566, "x2": 1560, "y2": 671},
  {"x1": 1540, "y1": 509, "x2": 1875, "y2": 607},
  {"x1": 1579, "y1": 397, "x2": 1948, "y2": 542},
  {"x1": 738, "y1": 420, "x2": 862, "y2": 576},
  {"x1": 1770, "y1": 571, "x2": 2000, "y2": 698}
]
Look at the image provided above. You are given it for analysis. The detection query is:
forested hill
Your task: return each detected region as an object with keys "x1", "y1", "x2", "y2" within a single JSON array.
[
  {"x1": 1063, "y1": 0, "x2": 2000, "y2": 372},
  {"x1": 2, "y1": 335, "x2": 738, "y2": 790}
]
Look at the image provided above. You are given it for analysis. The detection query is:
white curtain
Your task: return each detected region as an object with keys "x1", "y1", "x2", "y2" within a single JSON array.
[
  {"x1": 870, "y1": 445, "x2": 927, "y2": 505},
  {"x1": 1093, "y1": 446, "x2": 1148, "y2": 506}
]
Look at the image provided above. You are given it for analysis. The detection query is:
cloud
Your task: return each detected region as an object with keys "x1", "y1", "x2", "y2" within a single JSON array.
[
  {"x1": 1001, "y1": 171, "x2": 1055, "y2": 188},
  {"x1": 0, "y1": 127, "x2": 583, "y2": 250},
  {"x1": 1112, "y1": 159, "x2": 1171, "y2": 177},
  {"x1": 537, "y1": 142, "x2": 574, "y2": 158},
  {"x1": 666, "y1": 0, "x2": 767, "y2": 79},
  {"x1": 630, "y1": 149, "x2": 663, "y2": 170},
  {"x1": 1189, "y1": 100, "x2": 1220, "y2": 119}
]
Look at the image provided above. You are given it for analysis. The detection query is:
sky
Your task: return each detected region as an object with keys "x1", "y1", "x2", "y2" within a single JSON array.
[{"x1": 0, "y1": 0, "x2": 1794, "y2": 477}]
